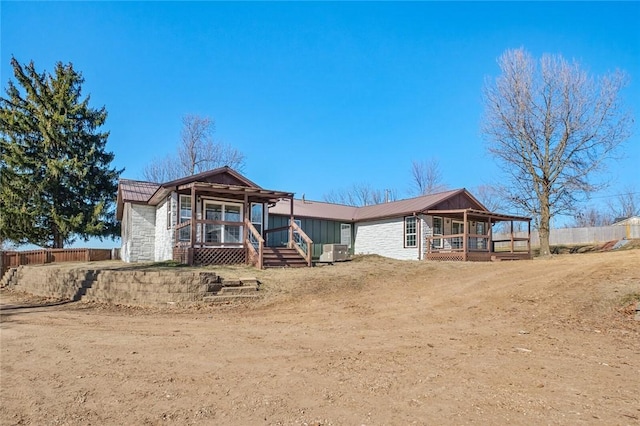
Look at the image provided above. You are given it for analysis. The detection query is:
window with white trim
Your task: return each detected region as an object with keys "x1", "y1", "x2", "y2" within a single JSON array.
[
  {"x1": 179, "y1": 195, "x2": 192, "y2": 241},
  {"x1": 405, "y1": 216, "x2": 417, "y2": 248},
  {"x1": 203, "y1": 201, "x2": 243, "y2": 244},
  {"x1": 166, "y1": 196, "x2": 172, "y2": 230},
  {"x1": 431, "y1": 216, "x2": 443, "y2": 249}
]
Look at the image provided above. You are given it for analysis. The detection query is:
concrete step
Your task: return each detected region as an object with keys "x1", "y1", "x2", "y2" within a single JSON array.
[
  {"x1": 218, "y1": 285, "x2": 258, "y2": 295},
  {"x1": 202, "y1": 294, "x2": 261, "y2": 304}
]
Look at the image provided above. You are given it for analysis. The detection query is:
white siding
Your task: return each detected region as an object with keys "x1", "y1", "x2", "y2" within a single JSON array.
[
  {"x1": 120, "y1": 203, "x2": 132, "y2": 262},
  {"x1": 154, "y1": 196, "x2": 175, "y2": 261},
  {"x1": 121, "y1": 203, "x2": 156, "y2": 263},
  {"x1": 354, "y1": 217, "x2": 423, "y2": 261}
]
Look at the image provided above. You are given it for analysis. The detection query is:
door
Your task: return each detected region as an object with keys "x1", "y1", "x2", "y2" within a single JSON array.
[{"x1": 340, "y1": 223, "x2": 352, "y2": 249}]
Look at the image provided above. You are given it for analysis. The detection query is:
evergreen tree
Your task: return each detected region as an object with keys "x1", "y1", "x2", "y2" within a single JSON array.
[{"x1": 0, "y1": 57, "x2": 122, "y2": 248}]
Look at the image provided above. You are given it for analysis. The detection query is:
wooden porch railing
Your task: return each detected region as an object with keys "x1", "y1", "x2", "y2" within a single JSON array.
[
  {"x1": 174, "y1": 219, "x2": 246, "y2": 248},
  {"x1": 174, "y1": 218, "x2": 313, "y2": 268},
  {"x1": 290, "y1": 220, "x2": 313, "y2": 267},
  {"x1": 244, "y1": 218, "x2": 264, "y2": 269},
  {"x1": 425, "y1": 234, "x2": 530, "y2": 254}
]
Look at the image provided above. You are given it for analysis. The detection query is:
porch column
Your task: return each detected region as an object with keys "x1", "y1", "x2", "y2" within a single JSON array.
[
  {"x1": 488, "y1": 218, "x2": 493, "y2": 254},
  {"x1": 189, "y1": 185, "x2": 197, "y2": 265},
  {"x1": 289, "y1": 197, "x2": 294, "y2": 248},
  {"x1": 244, "y1": 193, "x2": 250, "y2": 265},
  {"x1": 463, "y1": 210, "x2": 468, "y2": 261},
  {"x1": 527, "y1": 220, "x2": 532, "y2": 258},
  {"x1": 510, "y1": 220, "x2": 514, "y2": 253}
]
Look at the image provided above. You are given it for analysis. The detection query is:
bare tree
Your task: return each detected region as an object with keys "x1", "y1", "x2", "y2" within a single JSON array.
[
  {"x1": 410, "y1": 158, "x2": 447, "y2": 195},
  {"x1": 482, "y1": 48, "x2": 632, "y2": 256},
  {"x1": 142, "y1": 115, "x2": 245, "y2": 182},
  {"x1": 609, "y1": 187, "x2": 640, "y2": 221},
  {"x1": 473, "y1": 184, "x2": 507, "y2": 213},
  {"x1": 572, "y1": 206, "x2": 613, "y2": 227},
  {"x1": 323, "y1": 184, "x2": 397, "y2": 207}
]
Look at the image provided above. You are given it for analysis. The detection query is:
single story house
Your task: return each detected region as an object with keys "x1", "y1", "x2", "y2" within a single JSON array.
[
  {"x1": 269, "y1": 189, "x2": 532, "y2": 262},
  {"x1": 116, "y1": 167, "x2": 531, "y2": 267}
]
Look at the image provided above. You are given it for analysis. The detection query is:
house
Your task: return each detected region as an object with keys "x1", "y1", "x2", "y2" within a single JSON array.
[
  {"x1": 116, "y1": 167, "x2": 531, "y2": 267},
  {"x1": 269, "y1": 189, "x2": 532, "y2": 262},
  {"x1": 612, "y1": 216, "x2": 640, "y2": 226},
  {"x1": 116, "y1": 167, "x2": 312, "y2": 268}
]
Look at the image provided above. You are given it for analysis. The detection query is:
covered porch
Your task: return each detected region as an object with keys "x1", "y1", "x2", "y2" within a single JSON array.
[
  {"x1": 169, "y1": 182, "x2": 313, "y2": 268},
  {"x1": 424, "y1": 209, "x2": 531, "y2": 261}
]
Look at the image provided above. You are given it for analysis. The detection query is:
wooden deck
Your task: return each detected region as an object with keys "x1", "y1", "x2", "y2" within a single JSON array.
[{"x1": 425, "y1": 250, "x2": 531, "y2": 262}]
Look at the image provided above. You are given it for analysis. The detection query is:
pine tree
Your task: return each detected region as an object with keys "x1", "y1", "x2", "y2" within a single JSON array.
[{"x1": 0, "y1": 57, "x2": 122, "y2": 248}]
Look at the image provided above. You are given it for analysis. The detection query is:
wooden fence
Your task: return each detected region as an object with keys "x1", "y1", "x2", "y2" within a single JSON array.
[{"x1": 1, "y1": 248, "x2": 114, "y2": 277}]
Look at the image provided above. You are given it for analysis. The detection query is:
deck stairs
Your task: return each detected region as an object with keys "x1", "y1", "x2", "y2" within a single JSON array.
[{"x1": 262, "y1": 247, "x2": 308, "y2": 268}]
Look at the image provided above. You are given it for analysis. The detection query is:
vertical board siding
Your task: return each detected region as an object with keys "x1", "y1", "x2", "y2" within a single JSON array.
[{"x1": 268, "y1": 215, "x2": 353, "y2": 259}]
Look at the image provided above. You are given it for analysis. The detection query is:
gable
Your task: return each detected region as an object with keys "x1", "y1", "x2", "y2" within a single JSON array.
[
  {"x1": 161, "y1": 166, "x2": 261, "y2": 189},
  {"x1": 430, "y1": 191, "x2": 486, "y2": 211}
]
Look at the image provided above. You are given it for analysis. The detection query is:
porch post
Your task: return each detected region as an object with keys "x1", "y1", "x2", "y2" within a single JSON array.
[
  {"x1": 244, "y1": 193, "x2": 250, "y2": 265},
  {"x1": 510, "y1": 220, "x2": 514, "y2": 253},
  {"x1": 488, "y1": 218, "x2": 493, "y2": 254},
  {"x1": 289, "y1": 197, "x2": 294, "y2": 249},
  {"x1": 527, "y1": 220, "x2": 532, "y2": 258},
  {"x1": 189, "y1": 185, "x2": 197, "y2": 265},
  {"x1": 463, "y1": 210, "x2": 468, "y2": 261}
]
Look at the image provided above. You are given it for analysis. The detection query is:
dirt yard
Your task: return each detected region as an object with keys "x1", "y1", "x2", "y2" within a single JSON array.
[{"x1": 1, "y1": 249, "x2": 639, "y2": 425}]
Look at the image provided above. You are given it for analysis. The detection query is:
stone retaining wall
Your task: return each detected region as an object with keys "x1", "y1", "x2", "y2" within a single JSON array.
[{"x1": 3, "y1": 265, "x2": 257, "y2": 307}]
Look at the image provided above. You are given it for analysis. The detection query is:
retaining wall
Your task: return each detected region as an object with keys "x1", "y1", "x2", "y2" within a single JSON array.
[{"x1": 2, "y1": 265, "x2": 236, "y2": 307}]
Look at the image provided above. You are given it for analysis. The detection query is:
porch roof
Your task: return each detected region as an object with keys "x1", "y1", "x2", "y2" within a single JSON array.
[
  {"x1": 147, "y1": 181, "x2": 294, "y2": 205},
  {"x1": 426, "y1": 208, "x2": 531, "y2": 222},
  {"x1": 181, "y1": 182, "x2": 294, "y2": 200}
]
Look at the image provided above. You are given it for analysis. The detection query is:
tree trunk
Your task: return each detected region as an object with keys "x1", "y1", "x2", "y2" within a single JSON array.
[
  {"x1": 53, "y1": 231, "x2": 64, "y2": 249},
  {"x1": 538, "y1": 193, "x2": 551, "y2": 256}
]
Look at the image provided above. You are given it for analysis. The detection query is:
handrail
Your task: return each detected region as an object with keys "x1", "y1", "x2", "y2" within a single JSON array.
[
  {"x1": 290, "y1": 220, "x2": 313, "y2": 267},
  {"x1": 244, "y1": 218, "x2": 264, "y2": 269}
]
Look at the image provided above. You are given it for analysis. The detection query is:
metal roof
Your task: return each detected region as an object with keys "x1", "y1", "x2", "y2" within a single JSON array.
[
  {"x1": 353, "y1": 189, "x2": 465, "y2": 221},
  {"x1": 116, "y1": 179, "x2": 161, "y2": 220},
  {"x1": 268, "y1": 189, "x2": 492, "y2": 222},
  {"x1": 269, "y1": 198, "x2": 358, "y2": 221},
  {"x1": 118, "y1": 179, "x2": 160, "y2": 203}
]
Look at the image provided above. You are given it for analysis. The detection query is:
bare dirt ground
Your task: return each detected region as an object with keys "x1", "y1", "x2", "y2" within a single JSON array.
[{"x1": 1, "y1": 249, "x2": 639, "y2": 425}]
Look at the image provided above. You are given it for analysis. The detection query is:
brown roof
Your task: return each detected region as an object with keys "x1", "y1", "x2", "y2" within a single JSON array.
[
  {"x1": 118, "y1": 179, "x2": 160, "y2": 203},
  {"x1": 160, "y1": 166, "x2": 261, "y2": 189},
  {"x1": 269, "y1": 199, "x2": 358, "y2": 221},
  {"x1": 116, "y1": 179, "x2": 161, "y2": 220},
  {"x1": 354, "y1": 189, "x2": 466, "y2": 221},
  {"x1": 268, "y1": 189, "x2": 489, "y2": 222}
]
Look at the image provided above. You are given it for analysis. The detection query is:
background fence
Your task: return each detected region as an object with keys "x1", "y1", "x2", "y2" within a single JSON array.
[
  {"x1": 495, "y1": 224, "x2": 640, "y2": 247},
  {"x1": 1, "y1": 248, "x2": 116, "y2": 277}
]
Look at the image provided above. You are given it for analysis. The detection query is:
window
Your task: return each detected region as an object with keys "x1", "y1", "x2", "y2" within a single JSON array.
[
  {"x1": 452, "y1": 220, "x2": 465, "y2": 249},
  {"x1": 476, "y1": 221, "x2": 487, "y2": 235},
  {"x1": 203, "y1": 201, "x2": 243, "y2": 244},
  {"x1": 405, "y1": 216, "x2": 417, "y2": 247},
  {"x1": 431, "y1": 216, "x2": 443, "y2": 249},
  {"x1": 179, "y1": 195, "x2": 192, "y2": 241},
  {"x1": 166, "y1": 196, "x2": 172, "y2": 230},
  {"x1": 250, "y1": 203, "x2": 263, "y2": 235}
]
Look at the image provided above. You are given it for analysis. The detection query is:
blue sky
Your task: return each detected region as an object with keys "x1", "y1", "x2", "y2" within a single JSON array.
[{"x1": 2, "y1": 1, "x2": 639, "y2": 246}]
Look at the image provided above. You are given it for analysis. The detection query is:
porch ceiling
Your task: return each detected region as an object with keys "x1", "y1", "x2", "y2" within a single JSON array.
[{"x1": 426, "y1": 208, "x2": 531, "y2": 222}]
